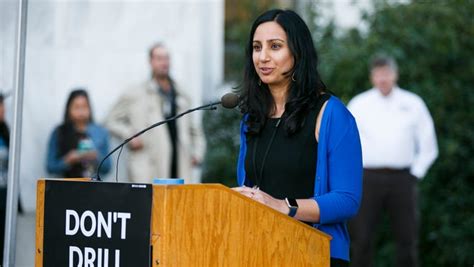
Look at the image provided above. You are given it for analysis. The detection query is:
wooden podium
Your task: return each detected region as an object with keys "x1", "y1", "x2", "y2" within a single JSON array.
[{"x1": 36, "y1": 179, "x2": 331, "y2": 266}]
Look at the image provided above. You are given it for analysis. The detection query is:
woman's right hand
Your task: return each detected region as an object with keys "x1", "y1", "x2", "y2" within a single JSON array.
[
  {"x1": 233, "y1": 186, "x2": 289, "y2": 214},
  {"x1": 64, "y1": 150, "x2": 81, "y2": 165},
  {"x1": 232, "y1": 186, "x2": 255, "y2": 199}
]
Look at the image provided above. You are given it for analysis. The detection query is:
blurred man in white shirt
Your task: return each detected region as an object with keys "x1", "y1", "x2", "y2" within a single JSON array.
[{"x1": 348, "y1": 55, "x2": 438, "y2": 267}]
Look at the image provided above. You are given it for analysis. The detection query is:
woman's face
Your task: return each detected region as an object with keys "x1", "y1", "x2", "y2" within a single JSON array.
[
  {"x1": 68, "y1": 95, "x2": 90, "y2": 124},
  {"x1": 252, "y1": 21, "x2": 294, "y2": 89}
]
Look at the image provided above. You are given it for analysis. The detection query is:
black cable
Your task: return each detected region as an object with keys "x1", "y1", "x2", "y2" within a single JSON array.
[
  {"x1": 115, "y1": 145, "x2": 124, "y2": 182},
  {"x1": 252, "y1": 118, "x2": 281, "y2": 187}
]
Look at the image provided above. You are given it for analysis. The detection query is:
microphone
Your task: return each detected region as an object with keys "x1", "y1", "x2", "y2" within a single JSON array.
[
  {"x1": 220, "y1": 92, "x2": 239, "y2": 108},
  {"x1": 95, "y1": 92, "x2": 239, "y2": 181}
]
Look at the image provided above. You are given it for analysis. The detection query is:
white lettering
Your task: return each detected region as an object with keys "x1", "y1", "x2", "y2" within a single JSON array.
[
  {"x1": 65, "y1": 210, "x2": 79, "y2": 236},
  {"x1": 69, "y1": 246, "x2": 82, "y2": 267},
  {"x1": 69, "y1": 247, "x2": 118, "y2": 267},
  {"x1": 97, "y1": 212, "x2": 112, "y2": 238},
  {"x1": 115, "y1": 249, "x2": 120, "y2": 267},
  {"x1": 64, "y1": 210, "x2": 132, "y2": 239},
  {"x1": 98, "y1": 248, "x2": 102, "y2": 267},
  {"x1": 84, "y1": 247, "x2": 96, "y2": 267},
  {"x1": 103, "y1": 248, "x2": 109, "y2": 267},
  {"x1": 80, "y1": 210, "x2": 96, "y2": 237},
  {"x1": 117, "y1": 212, "x2": 131, "y2": 239}
]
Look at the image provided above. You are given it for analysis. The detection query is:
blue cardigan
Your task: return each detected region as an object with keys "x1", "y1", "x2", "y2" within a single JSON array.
[
  {"x1": 46, "y1": 123, "x2": 111, "y2": 176},
  {"x1": 237, "y1": 96, "x2": 363, "y2": 261}
]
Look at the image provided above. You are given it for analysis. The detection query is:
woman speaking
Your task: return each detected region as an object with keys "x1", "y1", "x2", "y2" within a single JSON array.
[{"x1": 233, "y1": 9, "x2": 363, "y2": 267}]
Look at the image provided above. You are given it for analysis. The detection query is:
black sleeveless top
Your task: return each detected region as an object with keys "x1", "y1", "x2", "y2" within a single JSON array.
[{"x1": 245, "y1": 94, "x2": 330, "y2": 199}]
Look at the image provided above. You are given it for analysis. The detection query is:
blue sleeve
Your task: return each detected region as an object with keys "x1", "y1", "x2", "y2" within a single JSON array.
[
  {"x1": 315, "y1": 108, "x2": 363, "y2": 224},
  {"x1": 237, "y1": 115, "x2": 254, "y2": 187},
  {"x1": 46, "y1": 128, "x2": 69, "y2": 174},
  {"x1": 237, "y1": 118, "x2": 247, "y2": 186},
  {"x1": 93, "y1": 126, "x2": 112, "y2": 175}
]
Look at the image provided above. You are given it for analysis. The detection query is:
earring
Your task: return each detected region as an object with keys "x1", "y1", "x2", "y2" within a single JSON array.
[
  {"x1": 291, "y1": 72, "x2": 296, "y2": 82},
  {"x1": 258, "y1": 79, "x2": 262, "y2": 86}
]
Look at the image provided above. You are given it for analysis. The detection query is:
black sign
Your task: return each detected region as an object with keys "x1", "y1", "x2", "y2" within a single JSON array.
[{"x1": 43, "y1": 180, "x2": 152, "y2": 267}]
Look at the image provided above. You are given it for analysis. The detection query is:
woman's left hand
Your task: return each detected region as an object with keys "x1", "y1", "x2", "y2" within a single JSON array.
[{"x1": 233, "y1": 186, "x2": 288, "y2": 214}]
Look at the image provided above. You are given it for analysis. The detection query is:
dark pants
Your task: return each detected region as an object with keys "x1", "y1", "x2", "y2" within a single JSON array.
[{"x1": 349, "y1": 169, "x2": 418, "y2": 267}]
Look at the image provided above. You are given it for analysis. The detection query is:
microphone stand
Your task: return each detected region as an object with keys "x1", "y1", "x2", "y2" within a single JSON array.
[{"x1": 95, "y1": 101, "x2": 220, "y2": 181}]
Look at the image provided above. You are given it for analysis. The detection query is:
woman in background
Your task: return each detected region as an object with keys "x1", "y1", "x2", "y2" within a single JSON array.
[
  {"x1": 47, "y1": 89, "x2": 111, "y2": 178},
  {"x1": 0, "y1": 93, "x2": 9, "y2": 263}
]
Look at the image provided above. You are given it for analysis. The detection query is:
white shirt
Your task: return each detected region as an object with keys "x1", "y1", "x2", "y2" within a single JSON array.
[{"x1": 348, "y1": 87, "x2": 438, "y2": 179}]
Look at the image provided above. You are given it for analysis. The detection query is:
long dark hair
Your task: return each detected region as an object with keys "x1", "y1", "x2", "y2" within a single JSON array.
[
  {"x1": 57, "y1": 89, "x2": 94, "y2": 158},
  {"x1": 63, "y1": 89, "x2": 94, "y2": 125},
  {"x1": 0, "y1": 94, "x2": 9, "y2": 147},
  {"x1": 239, "y1": 9, "x2": 327, "y2": 135}
]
